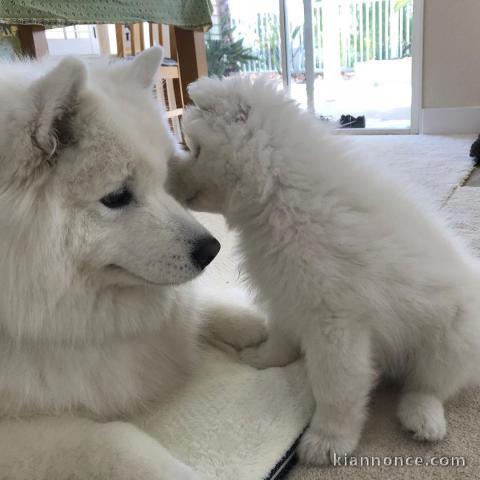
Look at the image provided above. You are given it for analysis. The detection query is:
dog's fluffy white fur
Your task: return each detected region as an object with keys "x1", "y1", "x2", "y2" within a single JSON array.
[
  {"x1": 168, "y1": 76, "x2": 480, "y2": 465},
  {"x1": 0, "y1": 51, "x2": 266, "y2": 479}
]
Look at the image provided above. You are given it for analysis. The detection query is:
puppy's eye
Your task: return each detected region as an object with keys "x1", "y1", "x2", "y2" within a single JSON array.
[{"x1": 100, "y1": 186, "x2": 133, "y2": 209}]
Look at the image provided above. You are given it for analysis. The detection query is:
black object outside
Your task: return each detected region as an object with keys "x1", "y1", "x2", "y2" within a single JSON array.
[{"x1": 339, "y1": 114, "x2": 366, "y2": 128}]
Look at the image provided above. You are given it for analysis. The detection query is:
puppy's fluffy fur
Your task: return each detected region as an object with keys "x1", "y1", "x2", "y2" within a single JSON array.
[{"x1": 168, "y1": 76, "x2": 480, "y2": 465}]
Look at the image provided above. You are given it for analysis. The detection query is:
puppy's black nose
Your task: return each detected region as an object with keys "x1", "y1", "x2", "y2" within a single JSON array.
[{"x1": 191, "y1": 236, "x2": 221, "y2": 270}]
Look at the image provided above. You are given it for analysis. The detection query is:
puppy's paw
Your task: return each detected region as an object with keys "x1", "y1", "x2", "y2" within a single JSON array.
[
  {"x1": 297, "y1": 428, "x2": 359, "y2": 466},
  {"x1": 397, "y1": 393, "x2": 447, "y2": 442}
]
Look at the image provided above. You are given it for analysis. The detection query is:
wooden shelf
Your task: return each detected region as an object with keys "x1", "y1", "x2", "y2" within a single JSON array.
[
  {"x1": 159, "y1": 65, "x2": 179, "y2": 79},
  {"x1": 166, "y1": 108, "x2": 183, "y2": 118}
]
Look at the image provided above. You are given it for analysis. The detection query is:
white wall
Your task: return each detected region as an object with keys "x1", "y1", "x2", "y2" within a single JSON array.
[{"x1": 423, "y1": 0, "x2": 480, "y2": 109}]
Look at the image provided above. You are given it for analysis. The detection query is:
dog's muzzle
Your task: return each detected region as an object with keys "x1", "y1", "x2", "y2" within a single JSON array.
[{"x1": 190, "y1": 236, "x2": 221, "y2": 270}]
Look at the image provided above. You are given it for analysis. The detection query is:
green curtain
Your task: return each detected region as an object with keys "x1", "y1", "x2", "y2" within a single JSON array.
[{"x1": 0, "y1": 0, "x2": 213, "y2": 30}]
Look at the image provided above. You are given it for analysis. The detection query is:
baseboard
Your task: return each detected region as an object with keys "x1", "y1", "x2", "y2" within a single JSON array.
[{"x1": 422, "y1": 107, "x2": 480, "y2": 134}]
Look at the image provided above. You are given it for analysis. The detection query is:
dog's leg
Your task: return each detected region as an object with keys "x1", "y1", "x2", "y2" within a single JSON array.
[
  {"x1": 198, "y1": 286, "x2": 268, "y2": 352},
  {"x1": 0, "y1": 416, "x2": 201, "y2": 480},
  {"x1": 297, "y1": 321, "x2": 374, "y2": 466},
  {"x1": 239, "y1": 324, "x2": 300, "y2": 368}
]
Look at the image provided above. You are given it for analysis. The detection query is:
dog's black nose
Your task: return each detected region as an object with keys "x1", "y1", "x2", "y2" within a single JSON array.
[{"x1": 191, "y1": 236, "x2": 221, "y2": 270}]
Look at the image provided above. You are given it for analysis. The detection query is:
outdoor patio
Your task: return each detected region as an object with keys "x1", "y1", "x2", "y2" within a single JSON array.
[
  {"x1": 210, "y1": 0, "x2": 414, "y2": 129},
  {"x1": 291, "y1": 57, "x2": 412, "y2": 128}
]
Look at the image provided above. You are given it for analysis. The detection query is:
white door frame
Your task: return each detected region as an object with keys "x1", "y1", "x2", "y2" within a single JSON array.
[
  {"x1": 279, "y1": 0, "x2": 424, "y2": 135},
  {"x1": 303, "y1": 0, "x2": 315, "y2": 113},
  {"x1": 410, "y1": 0, "x2": 424, "y2": 134},
  {"x1": 279, "y1": 0, "x2": 291, "y2": 92}
]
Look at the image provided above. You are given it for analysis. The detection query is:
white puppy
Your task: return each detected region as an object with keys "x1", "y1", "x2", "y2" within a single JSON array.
[{"x1": 167, "y1": 76, "x2": 480, "y2": 465}]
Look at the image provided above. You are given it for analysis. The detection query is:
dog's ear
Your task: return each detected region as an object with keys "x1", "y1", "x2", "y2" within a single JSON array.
[
  {"x1": 30, "y1": 57, "x2": 86, "y2": 161},
  {"x1": 119, "y1": 47, "x2": 163, "y2": 89}
]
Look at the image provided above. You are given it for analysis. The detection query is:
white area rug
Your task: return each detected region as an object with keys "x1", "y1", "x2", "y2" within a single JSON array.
[
  {"x1": 347, "y1": 134, "x2": 473, "y2": 207},
  {"x1": 141, "y1": 135, "x2": 479, "y2": 480}
]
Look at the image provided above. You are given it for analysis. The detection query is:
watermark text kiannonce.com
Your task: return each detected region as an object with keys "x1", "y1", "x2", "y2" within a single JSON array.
[{"x1": 333, "y1": 453, "x2": 467, "y2": 468}]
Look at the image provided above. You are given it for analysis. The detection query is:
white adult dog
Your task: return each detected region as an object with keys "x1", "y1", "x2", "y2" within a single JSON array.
[
  {"x1": 0, "y1": 49, "x2": 265, "y2": 479},
  {"x1": 167, "y1": 76, "x2": 480, "y2": 466}
]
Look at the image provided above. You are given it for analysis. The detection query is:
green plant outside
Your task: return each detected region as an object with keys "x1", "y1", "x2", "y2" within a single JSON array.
[{"x1": 205, "y1": 19, "x2": 258, "y2": 77}]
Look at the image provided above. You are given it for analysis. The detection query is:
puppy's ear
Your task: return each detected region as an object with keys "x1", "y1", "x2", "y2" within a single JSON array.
[
  {"x1": 188, "y1": 77, "x2": 250, "y2": 122},
  {"x1": 233, "y1": 104, "x2": 250, "y2": 123},
  {"x1": 166, "y1": 151, "x2": 199, "y2": 205},
  {"x1": 187, "y1": 77, "x2": 222, "y2": 111},
  {"x1": 116, "y1": 47, "x2": 163, "y2": 89},
  {"x1": 30, "y1": 57, "x2": 86, "y2": 162}
]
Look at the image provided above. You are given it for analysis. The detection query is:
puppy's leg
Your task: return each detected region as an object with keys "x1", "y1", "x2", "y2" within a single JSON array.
[
  {"x1": 397, "y1": 392, "x2": 446, "y2": 442},
  {"x1": 297, "y1": 321, "x2": 374, "y2": 466},
  {"x1": 397, "y1": 306, "x2": 480, "y2": 442},
  {"x1": 396, "y1": 309, "x2": 480, "y2": 442},
  {"x1": 397, "y1": 361, "x2": 450, "y2": 442},
  {"x1": 0, "y1": 416, "x2": 201, "y2": 480},
  {"x1": 199, "y1": 286, "x2": 268, "y2": 352},
  {"x1": 239, "y1": 324, "x2": 300, "y2": 368}
]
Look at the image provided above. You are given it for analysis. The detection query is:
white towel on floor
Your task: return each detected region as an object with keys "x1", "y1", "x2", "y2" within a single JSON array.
[{"x1": 136, "y1": 348, "x2": 314, "y2": 480}]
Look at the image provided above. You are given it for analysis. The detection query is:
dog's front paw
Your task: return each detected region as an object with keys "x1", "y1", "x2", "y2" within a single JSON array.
[
  {"x1": 204, "y1": 301, "x2": 268, "y2": 352},
  {"x1": 126, "y1": 460, "x2": 202, "y2": 480},
  {"x1": 239, "y1": 334, "x2": 299, "y2": 369},
  {"x1": 93, "y1": 422, "x2": 204, "y2": 480},
  {"x1": 239, "y1": 344, "x2": 274, "y2": 369},
  {"x1": 397, "y1": 393, "x2": 447, "y2": 441},
  {"x1": 297, "y1": 428, "x2": 359, "y2": 466},
  {"x1": 174, "y1": 464, "x2": 203, "y2": 480},
  {"x1": 228, "y1": 306, "x2": 268, "y2": 350}
]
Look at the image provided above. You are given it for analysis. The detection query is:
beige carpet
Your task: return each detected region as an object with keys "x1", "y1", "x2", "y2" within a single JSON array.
[
  {"x1": 195, "y1": 135, "x2": 480, "y2": 480},
  {"x1": 289, "y1": 386, "x2": 479, "y2": 479}
]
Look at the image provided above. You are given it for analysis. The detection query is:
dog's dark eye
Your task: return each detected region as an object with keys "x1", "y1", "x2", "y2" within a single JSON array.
[{"x1": 100, "y1": 186, "x2": 133, "y2": 209}]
